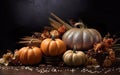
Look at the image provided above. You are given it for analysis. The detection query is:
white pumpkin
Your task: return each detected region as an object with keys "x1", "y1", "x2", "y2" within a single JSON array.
[{"x1": 63, "y1": 46, "x2": 87, "y2": 66}]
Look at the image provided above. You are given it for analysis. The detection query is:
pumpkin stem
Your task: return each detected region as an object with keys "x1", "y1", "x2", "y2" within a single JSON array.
[
  {"x1": 51, "y1": 34, "x2": 55, "y2": 40},
  {"x1": 28, "y1": 39, "x2": 33, "y2": 48},
  {"x1": 73, "y1": 45, "x2": 77, "y2": 53},
  {"x1": 74, "y1": 22, "x2": 86, "y2": 28}
]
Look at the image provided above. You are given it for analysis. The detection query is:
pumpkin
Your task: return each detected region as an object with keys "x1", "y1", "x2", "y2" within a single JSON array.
[
  {"x1": 40, "y1": 35, "x2": 66, "y2": 56},
  {"x1": 62, "y1": 22, "x2": 102, "y2": 50},
  {"x1": 63, "y1": 46, "x2": 87, "y2": 66},
  {"x1": 16, "y1": 46, "x2": 42, "y2": 65}
]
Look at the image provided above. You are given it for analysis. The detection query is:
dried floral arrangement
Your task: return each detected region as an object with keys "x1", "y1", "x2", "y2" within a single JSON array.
[{"x1": 0, "y1": 13, "x2": 120, "y2": 69}]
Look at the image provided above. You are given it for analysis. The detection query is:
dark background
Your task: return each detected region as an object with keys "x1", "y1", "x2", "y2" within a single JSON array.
[{"x1": 1, "y1": 0, "x2": 120, "y2": 51}]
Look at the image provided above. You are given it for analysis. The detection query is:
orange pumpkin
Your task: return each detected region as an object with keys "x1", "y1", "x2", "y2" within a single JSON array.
[
  {"x1": 40, "y1": 36, "x2": 66, "y2": 56},
  {"x1": 16, "y1": 46, "x2": 42, "y2": 65}
]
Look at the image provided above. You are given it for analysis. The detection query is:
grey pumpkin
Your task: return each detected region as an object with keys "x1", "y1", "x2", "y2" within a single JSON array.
[{"x1": 62, "y1": 22, "x2": 102, "y2": 50}]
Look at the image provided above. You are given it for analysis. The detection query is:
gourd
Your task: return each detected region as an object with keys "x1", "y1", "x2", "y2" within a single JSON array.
[
  {"x1": 62, "y1": 22, "x2": 102, "y2": 50},
  {"x1": 63, "y1": 46, "x2": 87, "y2": 66},
  {"x1": 40, "y1": 35, "x2": 66, "y2": 56},
  {"x1": 16, "y1": 46, "x2": 42, "y2": 65}
]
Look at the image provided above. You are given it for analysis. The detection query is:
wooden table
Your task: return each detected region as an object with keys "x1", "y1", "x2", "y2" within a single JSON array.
[{"x1": 0, "y1": 65, "x2": 120, "y2": 75}]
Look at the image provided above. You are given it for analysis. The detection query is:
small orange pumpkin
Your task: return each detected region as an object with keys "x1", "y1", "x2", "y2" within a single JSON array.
[
  {"x1": 40, "y1": 36, "x2": 66, "y2": 56},
  {"x1": 16, "y1": 46, "x2": 42, "y2": 65}
]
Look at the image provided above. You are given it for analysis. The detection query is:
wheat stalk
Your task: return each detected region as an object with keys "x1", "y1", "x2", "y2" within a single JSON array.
[
  {"x1": 18, "y1": 36, "x2": 42, "y2": 44},
  {"x1": 49, "y1": 18, "x2": 61, "y2": 29},
  {"x1": 18, "y1": 40, "x2": 41, "y2": 43},
  {"x1": 20, "y1": 37, "x2": 34, "y2": 40},
  {"x1": 50, "y1": 13, "x2": 72, "y2": 30}
]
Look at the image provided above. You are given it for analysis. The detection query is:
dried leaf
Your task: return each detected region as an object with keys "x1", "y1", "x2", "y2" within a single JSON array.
[{"x1": 0, "y1": 58, "x2": 5, "y2": 64}]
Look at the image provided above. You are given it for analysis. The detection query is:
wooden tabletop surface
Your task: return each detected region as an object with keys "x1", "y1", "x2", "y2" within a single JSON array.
[{"x1": 0, "y1": 65, "x2": 120, "y2": 75}]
